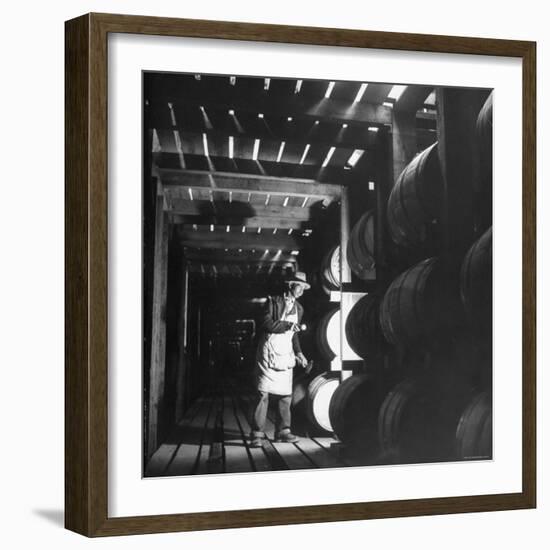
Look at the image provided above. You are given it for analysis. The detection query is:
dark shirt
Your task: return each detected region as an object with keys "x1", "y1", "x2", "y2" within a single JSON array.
[{"x1": 260, "y1": 295, "x2": 303, "y2": 354}]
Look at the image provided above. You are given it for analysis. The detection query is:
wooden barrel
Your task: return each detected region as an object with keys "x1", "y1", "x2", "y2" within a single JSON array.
[
  {"x1": 320, "y1": 246, "x2": 340, "y2": 294},
  {"x1": 474, "y1": 93, "x2": 493, "y2": 229},
  {"x1": 347, "y1": 210, "x2": 375, "y2": 280},
  {"x1": 378, "y1": 372, "x2": 474, "y2": 463},
  {"x1": 387, "y1": 142, "x2": 443, "y2": 249},
  {"x1": 476, "y1": 93, "x2": 492, "y2": 144},
  {"x1": 328, "y1": 374, "x2": 383, "y2": 451},
  {"x1": 292, "y1": 370, "x2": 312, "y2": 408},
  {"x1": 345, "y1": 292, "x2": 384, "y2": 359},
  {"x1": 379, "y1": 257, "x2": 462, "y2": 348},
  {"x1": 378, "y1": 378, "x2": 422, "y2": 460},
  {"x1": 291, "y1": 369, "x2": 317, "y2": 423},
  {"x1": 315, "y1": 308, "x2": 341, "y2": 360},
  {"x1": 476, "y1": 93, "x2": 493, "y2": 186},
  {"x1": 460, "y1": 227, "x2": 492, "y2": 326},
  {"x1": 455, "y1": 391, "x2": 492, "y2": 459},
  {"x1": 306, "y1": 372, "x2": 340, "y2": 432}
]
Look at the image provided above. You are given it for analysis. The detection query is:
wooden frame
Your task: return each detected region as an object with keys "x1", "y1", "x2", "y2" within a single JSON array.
[{"x1": 65, "y1": 12, "x2": 536, "y2": 537}]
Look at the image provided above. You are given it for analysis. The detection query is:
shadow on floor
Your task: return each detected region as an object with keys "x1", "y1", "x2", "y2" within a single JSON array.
[{"x1": 33, "y1": 509, "x2": 64, "y2": 527}]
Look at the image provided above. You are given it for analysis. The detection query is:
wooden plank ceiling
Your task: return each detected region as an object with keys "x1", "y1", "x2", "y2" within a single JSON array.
[{"x1": 145, "y1": 74, "x2": 434, "y2": 279}]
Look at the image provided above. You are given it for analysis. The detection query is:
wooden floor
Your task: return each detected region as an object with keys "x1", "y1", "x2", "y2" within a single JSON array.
[{"x1": 145, "y1": 384, "x2": 353, "y2": 477}]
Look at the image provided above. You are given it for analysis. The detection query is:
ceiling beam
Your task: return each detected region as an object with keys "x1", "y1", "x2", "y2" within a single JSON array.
[
  {"x1": 187, "y1": 264, "x2": 287, "y2": 278},
  {"x1": 183, "y1": 248, "x2": 298, "y2": 263},
  {"x1": 167, "y1": 199, "x2": 322, "y2": 222},
  {"x1": 150, "y1": 95, "x2": 392, "y2": 126},
  {"x1": 159, "y1": 169, "x2": 342, "y2": 201},
  {"x1": 168, "y1": 214, "x2": 311, "y2": 230},
  {"x1": 154, "y1": 152, "x2": 364, "y2": 184},
  {"x1": 177, "y1": 227, "x2": 305, "y2": 251},
  {"x1": 151, "y1": 116, "x2": 379, "y2": 151}
]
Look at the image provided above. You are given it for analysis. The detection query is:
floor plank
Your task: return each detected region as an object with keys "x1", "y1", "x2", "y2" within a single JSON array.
[
  {"x1": 294, "y1": 438, "x2": 346, "y2": 469},
  {"x1": 207, "y1": 396, "x2": 225, "y2": 474},
  {"x1": 222, "y1": 396, "x2": 254, "y2": 473},
  {"x1": 164, "y1": 397, "x2": 213, "y2": 476},
  {"x1": 144, "y1": 397, "x2": 204, "y2": 476},
  {"x1": 257, "y1": 396, "x2": 316, "y2": 471},
  {"x1": 238, "y1": 393, "x2": 289, "y2": 470},
  {"x1": 230, "y1": 394, "x2": 273, "y2": 472},
  {"x1": 312, "y1": 436, "x2": 359, "y2": 467},
  {"x1": 144, "y1": 444, "x2": 179, "y2": 477},
  {"x1": 194, "y1": 395, "x2": 221, "y2": 475}
]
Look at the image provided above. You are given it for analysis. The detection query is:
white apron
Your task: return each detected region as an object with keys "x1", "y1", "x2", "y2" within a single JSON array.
[{"x1": 256, "y1": 307, "x2": 298, "y2": 396}]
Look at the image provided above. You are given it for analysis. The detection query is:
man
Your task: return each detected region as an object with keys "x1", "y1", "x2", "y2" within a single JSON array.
[{"x1": 250, "y1": 272, "x2": 311, "y2": 448}]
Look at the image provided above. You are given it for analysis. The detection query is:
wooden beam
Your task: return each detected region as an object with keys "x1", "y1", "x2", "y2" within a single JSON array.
[
  {"x1": 150, "y1": 94, "x2": 392, "y2": 126},
  {"x1": 155, "y1": 152, "x2": 364, "y2": 184},
  {"x1": 181, "y1": 225, "x2": 306, "y2": 236},
  {"x1": 183, "y1": 248, "x2": 298, "y2": 263},
  {"x1": 151, "y1": 114, "x2": 378, "y2": 151},
  {"x1": 167, "y1": 198, "x2": 323, "y2": 222},
  {"x1": 159, "y1": 169, "x2": 342, "y2": 202},
  {"x1": 374, "y1": 127, "x2": 393, "y2": 279},
  {"x1": 147, "y1": 193, "x2": 169, "y2": 460},
  {"x1": 188, "y1": 263, "x2": 288, "y2": 278},
  {"x1": 177, "y1": 227, "x2": 305, "y2": 250},
  {"x1": 174, "y1": 264, "x2": 189, "y2": 422},
  {"x1": 340, "y1": 187, "x2": 352, "y2": 284},
  {"x1": 190, "y1": 260, "x2": 295, "y2": 271},
  {"x1": 168, "y1": 214, "x2": 311, "y2": 230}
]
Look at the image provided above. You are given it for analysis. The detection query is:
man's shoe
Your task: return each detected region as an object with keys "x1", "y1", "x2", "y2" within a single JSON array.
[
  {"x1": 275, "y1": 432, "x2": 299, "y2": 443},
  {"x1": 250, "y1": 437, "x2": 264, "y2": 448}
]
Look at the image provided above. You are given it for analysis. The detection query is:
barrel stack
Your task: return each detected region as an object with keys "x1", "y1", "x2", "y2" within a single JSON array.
[{"x1": 298, "y1": 89, "x2": 493, "y2": 465}]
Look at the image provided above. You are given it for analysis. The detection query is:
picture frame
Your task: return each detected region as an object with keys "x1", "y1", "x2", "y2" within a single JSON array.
[{"x1": 65, "y1": 12, "x2": 536, "y2": 537}]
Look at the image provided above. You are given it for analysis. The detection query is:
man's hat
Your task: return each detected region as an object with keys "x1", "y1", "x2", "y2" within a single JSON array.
[{"x1": 285, "y1": 271, "x2": 310, "y2": 289}]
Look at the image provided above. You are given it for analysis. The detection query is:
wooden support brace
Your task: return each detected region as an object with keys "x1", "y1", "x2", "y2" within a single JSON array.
[
  {"x1": 147, "y1": 189, "x2": 169, "y2": 460},
  {"x1": 174, "y1": 264, "x2": 189, "y2": 422}
]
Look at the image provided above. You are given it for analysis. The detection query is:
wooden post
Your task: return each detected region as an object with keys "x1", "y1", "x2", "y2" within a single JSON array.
[
  {"x1": 436, "y1": 88, "x2": 489, "y2": 257},
  {"x1": 147, "y1": 187, "x2": 169, "y2": 460},
  {"x1": 338, "y1": 187, "x2": 351, "y2": 377},
  {"x1": 391, "y1": 109, "x2": 417, "y2": 184},
  {"x1": 182, "y1": 265, "x2": 189, "y2": 350},
  {"x1": 375, "y1": 127, "x2": 393, "y2": 281},
  {"x1": 175, "y1": 264, "x2": 189, "y2": 422},
  {"x1": 196, "y1": 305, "x2": 201, "y2": 358},
  {"x1": 339, "y1": 186, "x2": 351, "y2": 285}
]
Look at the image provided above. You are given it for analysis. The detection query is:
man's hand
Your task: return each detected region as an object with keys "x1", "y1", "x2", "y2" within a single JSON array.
[{"x1": 296, "y1": 352, "x2": 308, "y2": 368}]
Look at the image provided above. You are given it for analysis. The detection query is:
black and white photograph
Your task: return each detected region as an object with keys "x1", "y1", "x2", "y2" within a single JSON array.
[{"x1": 142, "y1": 71, "x2": 493, "y2": 477}]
